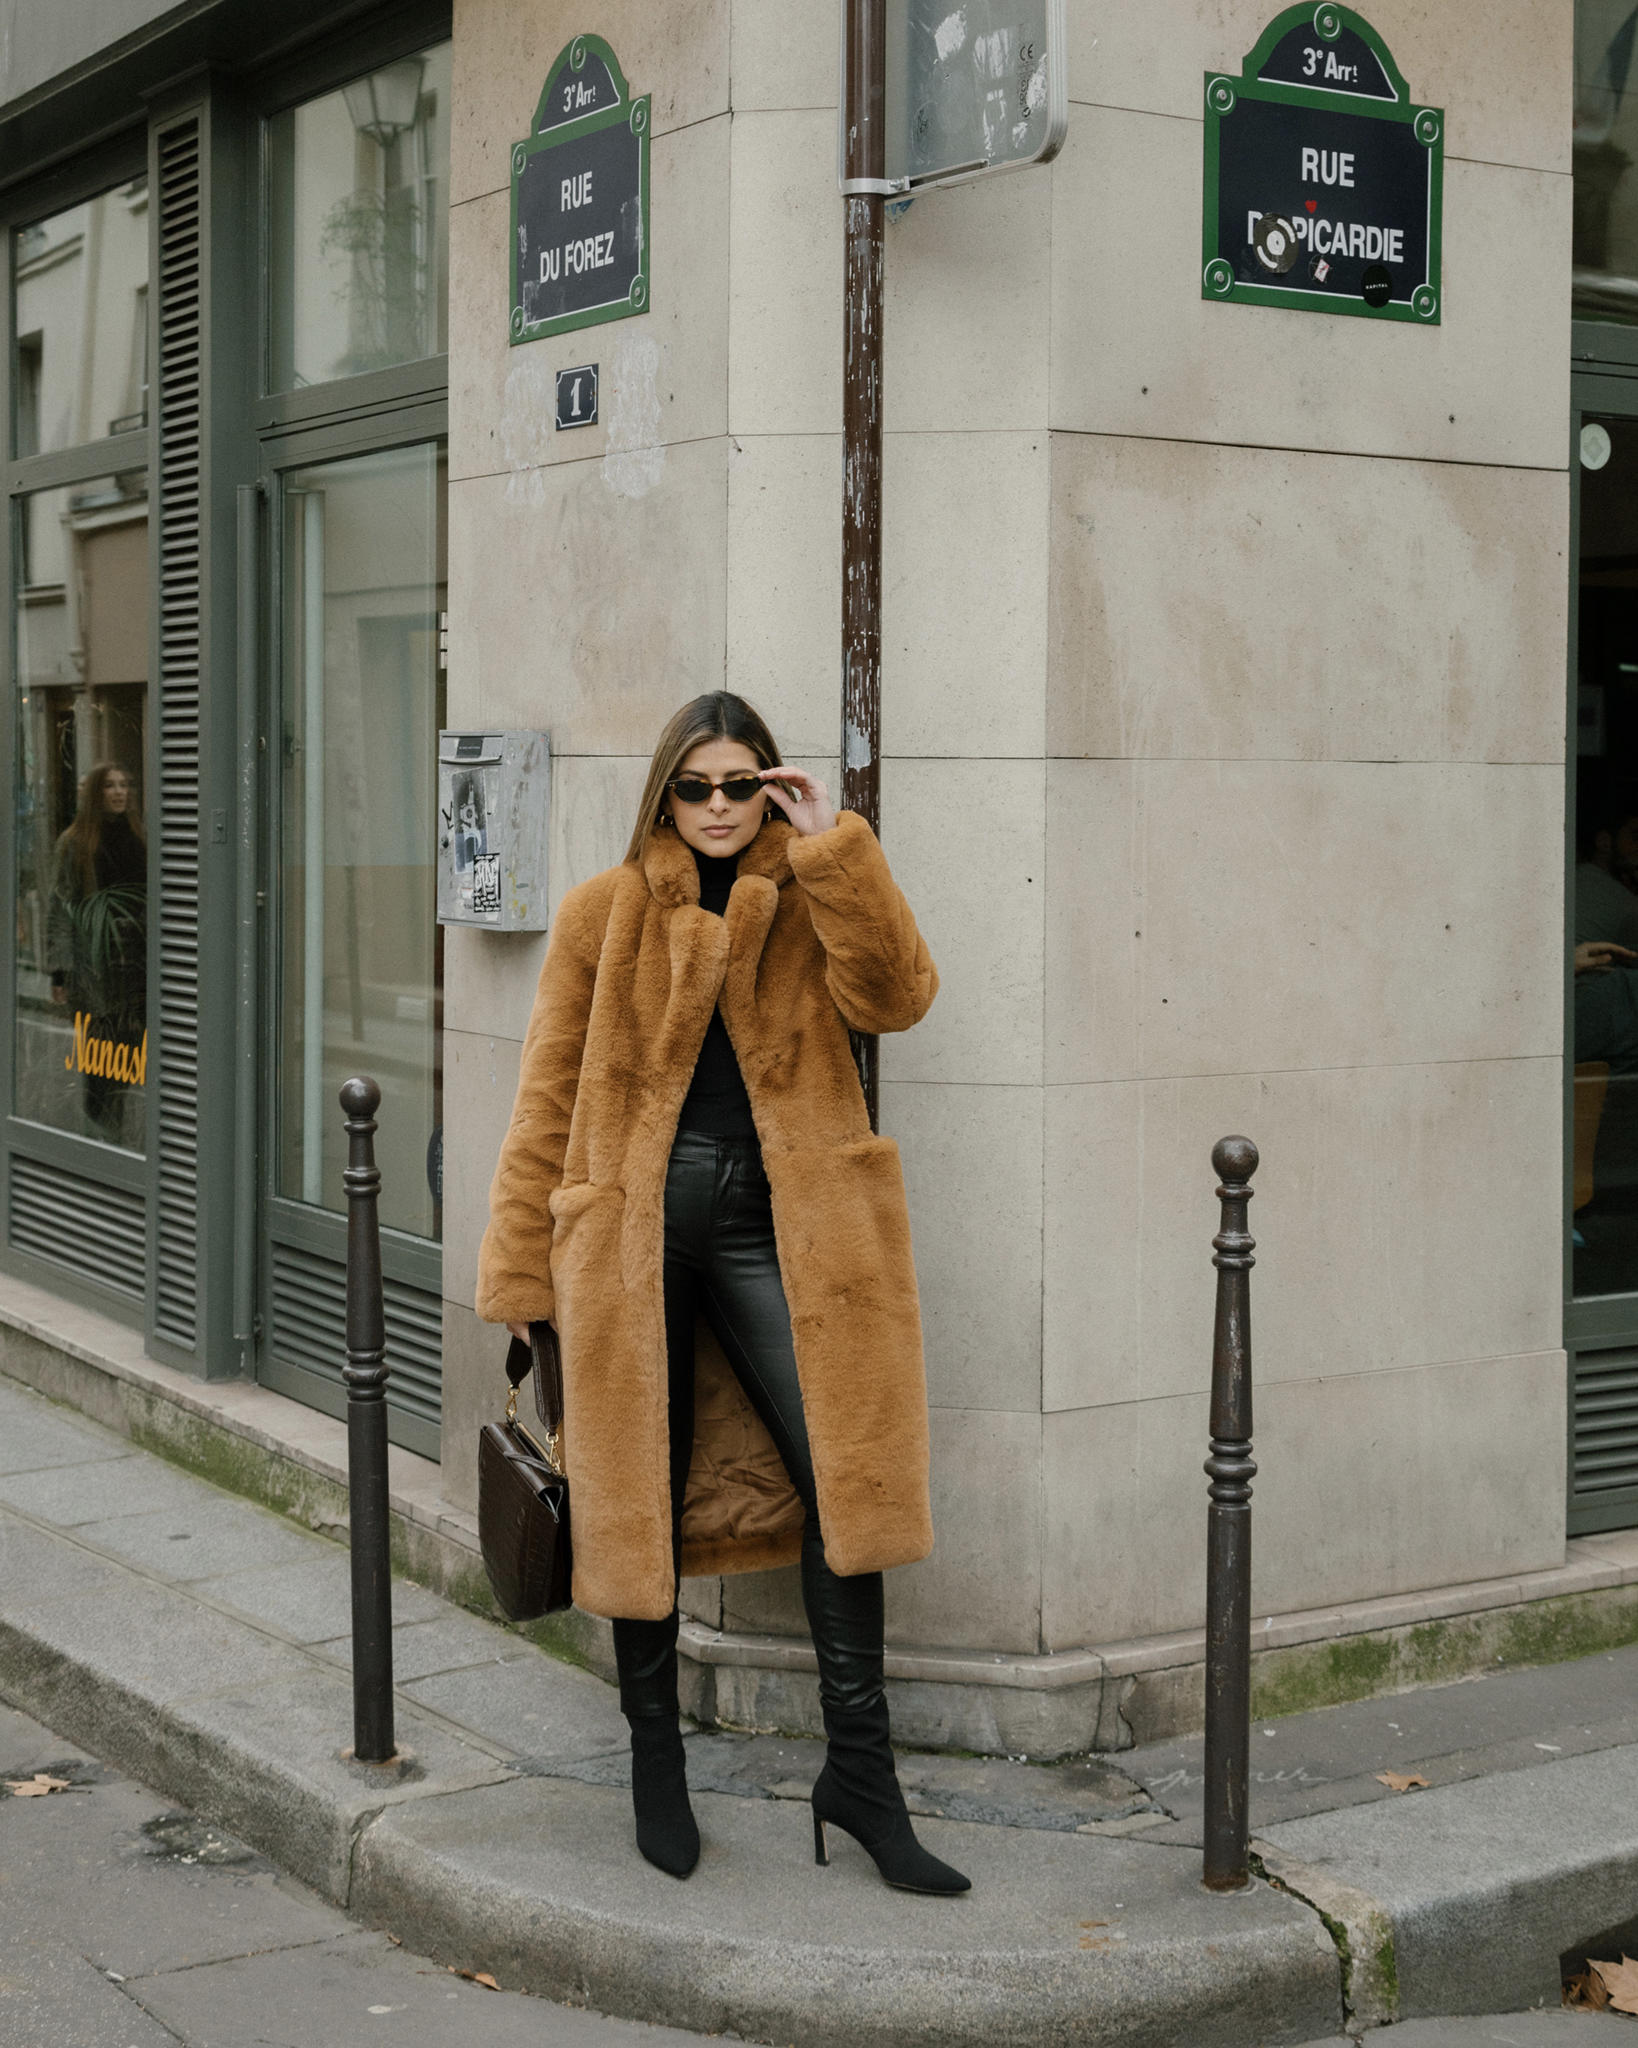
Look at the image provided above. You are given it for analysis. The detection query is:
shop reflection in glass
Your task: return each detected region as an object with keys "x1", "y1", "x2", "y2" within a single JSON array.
[
  {"x1": 12, "y1": 178, "x2": 149, "y2": 454},
  {"x1": 276, "y1": 443, "x2": 445, "y2": 1240},
  {"x1": 47, "y1": 764, "x2": 147, "y2": 1137},
  {"x1": 267, "y1": 41, "x2": 450, "y2": 392},
  {"x1": 13, "y1": 475, "x2": 150, "y2": 1155}
]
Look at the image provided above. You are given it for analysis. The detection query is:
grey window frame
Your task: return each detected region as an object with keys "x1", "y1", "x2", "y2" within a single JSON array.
[
  {"x1": 252, "y1": 1, "x2": 451, "y2": 434},
  {"x1": 245, "y1": 15, "x2": 450, "y2": 1458},
  {"x1": 252, "y1": 401, "x2": 446, "y2": 1459}
]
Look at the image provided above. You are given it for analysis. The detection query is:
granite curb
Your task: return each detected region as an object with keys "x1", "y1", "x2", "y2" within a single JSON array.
[
  {"x1": 1258, "y1": 1744, "x2": 1638, "y2": 2026},
  {"x1": 0, "y1": 1379, "x2": 1342, "y2": 2046},
  {"x1": 5, "y1": 1370, "x2": 1638, "y2": 2044},
  {"x1": 0, "y1": 1547, "x2": 1345, "y2": 2047}
]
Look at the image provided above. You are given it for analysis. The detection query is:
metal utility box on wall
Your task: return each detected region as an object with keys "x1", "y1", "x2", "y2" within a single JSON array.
[{"x1": 436, "y1": 731, "x2": 551, "y2": 930}]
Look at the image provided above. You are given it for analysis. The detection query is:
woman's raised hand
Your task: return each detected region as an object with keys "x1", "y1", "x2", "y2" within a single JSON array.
[{"x1": 760, "y1": 766, "x2": 838, "y2": 837}]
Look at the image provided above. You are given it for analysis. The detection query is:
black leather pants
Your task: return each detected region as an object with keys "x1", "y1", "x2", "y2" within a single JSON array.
[{"x1": 611, "y1": 1131, "x2": 886, "y2": 1724}]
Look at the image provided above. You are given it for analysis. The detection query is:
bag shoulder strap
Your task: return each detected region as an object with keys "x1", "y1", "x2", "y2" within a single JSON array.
[
  {"x1": 528, "y1": 1319, "x2": 564, "y2": 1436},
  {"x1": 503, "y1": 1322, "x2": 565, "y2": 1473}
]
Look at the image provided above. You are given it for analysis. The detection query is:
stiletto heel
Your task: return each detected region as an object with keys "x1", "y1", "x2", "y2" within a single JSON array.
[
  {"x1": 799, "y1": 1538, "x2": 970, "y2": 1897},
  {"x1": 811, "y1": 1761, "x2": 970, "y2": 1894}
]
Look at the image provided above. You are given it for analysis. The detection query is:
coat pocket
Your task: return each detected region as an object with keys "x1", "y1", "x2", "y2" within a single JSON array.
[
  {"x1": 543, "y1": 1182, "x2": 630, "y2": 1466},
  {"x1": 763, "y1": 1134, "x2": 920, "y2": 1322}
]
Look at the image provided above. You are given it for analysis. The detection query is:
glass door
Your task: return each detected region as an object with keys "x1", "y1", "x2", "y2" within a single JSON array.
[
  {"x1": 1567, "y1": 374, "x2": 1638, "y2": 1533},
  {"x1": 258, "y1": 434, "x2": 446, "y2": 1456}
]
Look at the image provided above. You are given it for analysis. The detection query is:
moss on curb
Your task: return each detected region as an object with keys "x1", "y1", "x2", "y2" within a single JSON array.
[
  {"x1": 129, "y1": 1401, "x2": 350, "y2": 1538},
  {"x1": 70, "y1": 1374, "x2": 594, "y2": 1658},
  {"x1": 1249, "y1": 1587, "x2": 1638, "y2": 1724}
]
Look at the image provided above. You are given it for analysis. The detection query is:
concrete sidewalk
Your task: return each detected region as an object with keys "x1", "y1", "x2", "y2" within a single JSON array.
[{"x1": 0, "y1": 1374, "x2": 1634, "y2": 2046}]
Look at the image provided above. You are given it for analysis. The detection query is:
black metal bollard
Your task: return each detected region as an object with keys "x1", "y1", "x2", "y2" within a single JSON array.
[
  {"x1": 341, "y1": 1076, "x2": 395, "y2": 1762},
  {"x1": 1202, "y1": 1135, "x2": 1258, "y2": 1891}
]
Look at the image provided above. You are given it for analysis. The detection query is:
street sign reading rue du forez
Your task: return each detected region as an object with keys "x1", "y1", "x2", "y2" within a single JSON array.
[
  {"x1": 510, "y1": 35, "x2": 650, "y2": 345},
  {"x1": 843, "y1": 1, "x2": 1067, "y2": 196},
  {"x1": 1202, "y1": 4, "x2": 1443, "y2": 324}
]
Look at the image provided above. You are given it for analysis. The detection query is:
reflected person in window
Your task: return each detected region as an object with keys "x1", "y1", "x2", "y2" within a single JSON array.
[
  {"x1": 48, "y1": 763, "x2": 147, "y2": 1137},
  {"x1": 477, "y1": 692, "x2": 968, "y2": 1896}
]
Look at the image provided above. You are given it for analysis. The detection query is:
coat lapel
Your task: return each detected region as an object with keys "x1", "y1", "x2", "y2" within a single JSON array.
[
  {"x1": 639, "y1": 814, "x2": 794, "y2": 902},
  {"x1": 639, "y1": 817, "x2": 793, "y2": 1110}
]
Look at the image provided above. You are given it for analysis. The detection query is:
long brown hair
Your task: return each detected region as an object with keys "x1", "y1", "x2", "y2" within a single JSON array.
[
  {"x1": 623, "y1": 693, "x2": 786, "y2": 864},
  {"x1": 63, "y1": 762, "x2": 145, "y2": 895}
]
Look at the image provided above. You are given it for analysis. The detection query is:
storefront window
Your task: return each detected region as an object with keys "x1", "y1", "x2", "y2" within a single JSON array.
[
  {"x1": 12, "y1": 180, "x2": 150, "y2": 454},
  {"x1": 277, "y1": 440, "x2": 445, "y2": 1238},
  {"x1": 267, "y1": 42, "x2": 450, "y2": 391},
  {"x1": 13, "y1": 475, "x2": 150, "y2": 1151}
]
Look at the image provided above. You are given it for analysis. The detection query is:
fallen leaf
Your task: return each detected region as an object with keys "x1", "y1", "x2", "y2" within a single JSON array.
[
  {"x1": 1565, "y1": 1967, "x2": 1612, "y2": 2012},
  {"x1": 1374, "y1": 1771, "x2": 1430, "y2": 1793},
  {"x1": 1078, "y1": 1920, "x2": 1108, "y2": 1929},
  {"x1": 1591, "y1": 1955, "x2": 1638, "y2": 2016},
  {"x1": 447, "y1": 1967, "x2": 500, "y2": 1991},
  {"x1": 5, "y1": 1774, "x2": 71, "y2": 1797}
]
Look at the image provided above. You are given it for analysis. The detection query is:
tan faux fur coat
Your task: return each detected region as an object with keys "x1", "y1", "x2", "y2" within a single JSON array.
[{"x1": 475, "y1": 809, "x2": 938, "y2": 1621}]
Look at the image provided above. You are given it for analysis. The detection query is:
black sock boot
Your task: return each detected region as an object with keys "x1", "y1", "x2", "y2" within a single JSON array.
[
  {"x1": 612, "y1": 1609, "x2": 699, "y2": 1879},
  {"x1": 800, "y1": 1525, "x2": 970, "y2": 1896}
]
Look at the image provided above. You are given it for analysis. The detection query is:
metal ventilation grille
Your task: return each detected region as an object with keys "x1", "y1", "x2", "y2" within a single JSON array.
[
  {"x1": 1573, "y1": 1347, "x2": 1638, "y2": 1502},
  {"x1": 10, "y1": 1158, "x2": 145, "y2": 1303},
  {"x1": 268, "y1": 1242, "x2": 442, "y2": 1435},
  {"x1": 152, "y1": 116, "x2": 203, "y2": 1350}
]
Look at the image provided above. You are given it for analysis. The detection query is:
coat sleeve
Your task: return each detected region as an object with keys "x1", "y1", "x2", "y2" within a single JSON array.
[
  {"x1": 474, "y1": 887, "x2": 601, "y2": 1326},
  {"x1": 785, "y1": 809, "x2": 938, "y2": 1035}
]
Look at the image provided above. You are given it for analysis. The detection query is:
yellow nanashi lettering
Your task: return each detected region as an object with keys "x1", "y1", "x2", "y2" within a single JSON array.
[{"x1": 64, "y1": 1011, "x2": 146, "y2": 1089}]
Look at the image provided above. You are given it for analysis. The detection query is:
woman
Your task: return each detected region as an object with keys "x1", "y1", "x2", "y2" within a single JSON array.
[
  {"x1": 47, "y1": 762, "x2": 147, "y2": 1137},
  {"x1": 477, "y1": 692, "x2": 967, "y2": 1896}
]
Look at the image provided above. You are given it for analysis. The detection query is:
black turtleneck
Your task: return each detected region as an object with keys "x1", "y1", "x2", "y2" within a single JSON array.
[{"x1": 676, "y1": 845, "x2": 757, "y2": 1139}]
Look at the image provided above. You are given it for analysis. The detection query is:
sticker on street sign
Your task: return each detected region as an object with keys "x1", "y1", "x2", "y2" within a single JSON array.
[
  {"x1": 510, "y1": 36, "x2": 650, "y2": 346},
  {"x1": 555, "y1": 364, "x2": 599, "y2": 428},
  {"x1": 1202, "y1": 5, "x2": 1443, "y2": 325},
  {"x1": 843, "y1": 1, "x2": 1068, "y2": 195}
]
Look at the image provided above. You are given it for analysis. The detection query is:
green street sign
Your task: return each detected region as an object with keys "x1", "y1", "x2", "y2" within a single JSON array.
[
  {"x1": 510, "y1": 35, "x2": 650, "y2": 346},
  {"x1": 1202, "y1": 5, "x2": 1443, "y2": 324}
]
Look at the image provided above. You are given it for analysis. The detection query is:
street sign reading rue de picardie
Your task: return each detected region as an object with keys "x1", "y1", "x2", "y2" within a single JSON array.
[
  {"x1": 1202, "y1": 4, "x2": 1443, "y2": 324},
  {"x1": 843, "y1": 1, "x2": 1068, "y2": 196},
  {"x1": 510, "y1": 36, "x2": 650, "y2": 345}
]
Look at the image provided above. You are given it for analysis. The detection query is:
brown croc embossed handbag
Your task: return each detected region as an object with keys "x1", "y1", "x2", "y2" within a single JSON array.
[{"x1": 478, "y1": 1320, "x2": 571, "y2": 1621}]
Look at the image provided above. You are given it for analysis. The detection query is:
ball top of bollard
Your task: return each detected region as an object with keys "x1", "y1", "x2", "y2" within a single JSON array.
[
  {"x1": 1212, "y1": 1134, "x2": 1258, "y2": 1183},
  {"x1": 340, "y1": 1075, "x2": 382, "y2": 1119}
]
